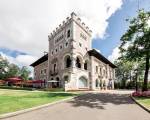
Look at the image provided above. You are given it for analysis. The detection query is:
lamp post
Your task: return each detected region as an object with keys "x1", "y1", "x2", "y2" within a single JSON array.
[
  {"x1": 134, "y1": 62, "x2": 139, "y2": 92},
  {"x1": 134, "y1": 69, "x2": 138, "y2": 92}
]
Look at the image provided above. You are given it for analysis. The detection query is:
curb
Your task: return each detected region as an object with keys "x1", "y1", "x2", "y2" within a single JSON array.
[
  {"x1": 130, "y1": 95, "x2": 150, "y2": 113},
  {"x1": 0, "y1": 94, "x2": 82, "y2": 119}
]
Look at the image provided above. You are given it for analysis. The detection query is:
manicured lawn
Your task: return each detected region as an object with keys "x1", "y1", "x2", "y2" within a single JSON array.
[
  {"x1": 0, "y1": 89, "x2": 77, "y2": 114},
  {"x1": 135, "y1": 97, "x2": 150, "y2": 109}
]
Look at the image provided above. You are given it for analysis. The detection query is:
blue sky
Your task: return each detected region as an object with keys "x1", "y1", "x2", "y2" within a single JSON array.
[
  {"x1": 0, "y1": 0, "x2": 150, "y2": 67},
  {"x1": 93, "y1": 0, "x2": 150, "y2": 57}
]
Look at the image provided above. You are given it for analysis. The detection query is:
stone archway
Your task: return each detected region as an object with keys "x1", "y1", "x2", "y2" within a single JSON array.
[
  {"x1": 64, "y1": 55, "x2": 71, "y2": 68},
  {"x1": 78, "y1": 76, "x2": 88, "y2": 88}
]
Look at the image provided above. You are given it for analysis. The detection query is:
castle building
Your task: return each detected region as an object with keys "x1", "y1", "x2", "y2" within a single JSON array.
[{"x1": 30, "y1": 12, "x2": 116, "y2": 91}]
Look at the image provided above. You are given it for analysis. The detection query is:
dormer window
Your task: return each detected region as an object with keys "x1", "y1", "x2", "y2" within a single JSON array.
[{"x1": 67, "y1": 30, "x2": 70, "y2": 38}]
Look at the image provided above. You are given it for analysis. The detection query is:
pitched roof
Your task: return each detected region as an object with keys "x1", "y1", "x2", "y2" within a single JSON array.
[
  {"x1": 88, "y1": 49, "x2": 117, "y2": 68},
  {"x1": 30, "y1": 54, "x2": 48, "y2": 67}
]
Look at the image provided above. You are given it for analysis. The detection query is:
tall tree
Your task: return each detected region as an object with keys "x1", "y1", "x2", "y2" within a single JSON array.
[
  {"x1": 0, "y1": 55, "x2": 9, "y2": 79},
  {"x1": 119, "y1": 10, "x2": 150, "y2": 91},
  {"x1": 6, "y1": 63, "x2": 20, "y2": 78},
  {"x1": 20, "y1": 66, "x2": 30, "y2": 80},
  {"x1": 114, "y1": 59, "x2": 134, "y2": 88}
]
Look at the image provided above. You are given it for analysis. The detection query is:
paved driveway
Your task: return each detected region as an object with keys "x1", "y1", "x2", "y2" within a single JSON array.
[{"x1": 2, "y1": 90, "x2": 150, "y2": 120}]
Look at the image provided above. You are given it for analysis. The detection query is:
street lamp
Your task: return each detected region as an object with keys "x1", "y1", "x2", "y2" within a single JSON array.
[
  {"x1": 134, "y1": 69, "x2": 138, "y2": 92},
  {"x1": 133, "y1": 62, "x2": 139, "y2": 92}
]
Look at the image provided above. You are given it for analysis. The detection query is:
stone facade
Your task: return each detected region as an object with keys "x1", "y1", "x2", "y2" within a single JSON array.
[{"x1": 31, "y1": 12, "x2": 116, "y2": 91}]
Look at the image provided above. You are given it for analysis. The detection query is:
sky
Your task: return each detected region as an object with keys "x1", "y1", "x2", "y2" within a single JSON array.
[{"x1": 0, "y1": 0, "x2": 150, "y2": 76}]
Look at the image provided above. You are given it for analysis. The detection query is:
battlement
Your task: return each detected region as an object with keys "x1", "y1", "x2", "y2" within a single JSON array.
[{"x1": 48, "y1": 12, "x2": 92, "y2": 40}]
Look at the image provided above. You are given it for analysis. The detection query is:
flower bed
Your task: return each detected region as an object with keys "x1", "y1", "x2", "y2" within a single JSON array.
[{"x1": 132, "y1": 91, "x2": 150, "y2": 97}]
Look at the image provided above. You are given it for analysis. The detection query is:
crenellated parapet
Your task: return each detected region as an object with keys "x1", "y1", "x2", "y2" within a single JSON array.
[
  {"x1": 70, "y1": 12, "x2": 92, "y2": 35},
  {"x1": 48, "y1": 12, "x2": 92, "y2": 40}
]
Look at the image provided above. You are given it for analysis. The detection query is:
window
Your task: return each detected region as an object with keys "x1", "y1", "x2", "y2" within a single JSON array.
[
  {"x1": 55, "y1": 49, "x2": 58, "y2": 53},
  {"x1": 59, "y1": 45, "x2": 63, "y2": 50},
  {"x1": 44, "y1": 69, "x2": 46, "y2": 74},
  {"x1": 66, "y1": 56, "x2": 71, "y2": 68},
  {"x1": 67, "y1": 30, "x2": 70, "y2": 38},
  {"x1": 76, "y1": 57, "x2": 81, "y2": 68},
  {"x1": 80, "y1": 33, "x2": 87, "y2": 40},
  {"x1": 103, "y1": 70, "x2": 105, "y2": 76},
  {"x1": 64, "y1": 55, "x2": 72, "y2": 68},
  {"x1": 54, "y1": 64, "x2": 56, "y2": 72},
  {"x1": 64, "y1": 75, "x2": 69, "y2": 83},
  {"x1": 96, "y1": 66, "x2": 98, "y2": 73},
  {"x1": 106, "y1": 70, "x2": 108, "y2": 78},
  {"x1": 84, "y1": 61, "x2": 88, "y2": 70},
  {"x1": 79, "y1": 43, "x2": 82, "y2": 47},
  {"x1": 96, "y1": 79, "x2": 99, "y2": 87},
  {"x1": 41, "y1": 70, "x2": 43, "y2": 74},
  {"x1": 100, "y1": 68, "x2": 102, "y2": 75},
  {"x1": 65, "y1": 42, "x2": 68, "y2": 47},
  {"x1": 51, "y1": 50, "x2": 53, "y2": 55}
]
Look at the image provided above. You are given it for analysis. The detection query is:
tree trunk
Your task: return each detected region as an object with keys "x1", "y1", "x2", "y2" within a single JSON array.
[{"x1": 142, "y1": 52, "x2": 149, "y2": 91}]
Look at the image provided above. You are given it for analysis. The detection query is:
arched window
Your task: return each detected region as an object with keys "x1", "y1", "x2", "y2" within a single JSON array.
[
  {"x1": 64, "y1": 75, "x2": 69, "y2": 83},
  {"x1": 78, "y1": 76, "x2": 88, "y2": 88},
  {"x1": 96, "y1": 79, "x2": 99, "y2": 87},
  {"x1": 64, "y1": 55, "x2": 71, "y2": 68},
  {"x1": 54, "y1": 64, "x2": 56, "y2": 72},
  {"x1": 84, "y1": 61, "x2": 88, "y2": 70},
  {"x1": 76, "y1": 57, "x2": 81, "y2": 68},
  {"x1": 67, "y1": 30, "x2": 70, "y2": 38}
]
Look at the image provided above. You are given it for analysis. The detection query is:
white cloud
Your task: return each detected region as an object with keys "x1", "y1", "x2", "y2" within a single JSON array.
[
  {"x1": 108, "y1": 46, "x2": 120, "y2": 63},
  {"x1": 0, "y1": 52, "x2": 38, "y2": 66},
  {"x1": 0, "y1": 0, "x2": 123, "y2": 57},
  {"x1": 16, "y1": 55, "x2": 38, "y2": 66}
]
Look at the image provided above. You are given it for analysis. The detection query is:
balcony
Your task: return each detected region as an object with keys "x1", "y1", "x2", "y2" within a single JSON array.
[{"x1": 50, "y1": 70, "x2": 58, "y2": 76}]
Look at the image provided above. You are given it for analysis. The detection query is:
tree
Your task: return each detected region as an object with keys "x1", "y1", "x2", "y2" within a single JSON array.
[
  {"x1": 114, "y1": 59, "x2": 134, "y2": 88},
  {"x1": 0, "y1": 55, "x2": 9, "y2": 79},
  {"x1": 119, "y1": 10, "x2": 150, "y2": 91},
  {"x1": 6, "y1": 63, "x2": 20, "y2": 78},
  {"x1": 20, "y1": 66, "x2": 30, "y2": 81}
]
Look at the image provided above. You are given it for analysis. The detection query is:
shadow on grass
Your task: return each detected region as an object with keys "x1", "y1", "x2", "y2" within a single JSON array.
[{"x1": 67, "y1": 93, "x2": 134, "y2": 110}]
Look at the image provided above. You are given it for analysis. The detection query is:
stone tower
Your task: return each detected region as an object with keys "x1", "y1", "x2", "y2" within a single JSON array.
[{"x1": 48, "y1": 12, "x2": 92, "y2": 90}]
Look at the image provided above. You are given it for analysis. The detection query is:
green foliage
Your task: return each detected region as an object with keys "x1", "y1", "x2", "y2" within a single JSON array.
[
  {"x1": 20, "y1": 66, "x2": 31, "y2": 80},
  {"x1": 0, "y1": 55, "x2": 9, "y2": 79},
  {"x1": 119, "y1": 9, "x2": 150, "y2": 91},
  {"x1": 114, "y1": 59, "x2": 134, "y2": 88},
  {"x1": 0, "y1": 54, "x2": 31, "y2": 80},
  {"x1": 6, "y1": 63, "x2": 20, "y2": 78}
]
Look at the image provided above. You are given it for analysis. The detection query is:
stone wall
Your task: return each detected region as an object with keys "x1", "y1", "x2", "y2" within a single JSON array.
[{"x1": 34, "y1": 60, "x2": 48, "y2": 81}]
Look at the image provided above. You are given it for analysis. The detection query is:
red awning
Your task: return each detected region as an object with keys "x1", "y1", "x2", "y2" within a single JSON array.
[
  {"x1": 6, "y1": 77, "x2": 23, "y2": 83},
  {"x1": 32, "y1": 80, "x2": 45, "y2": 83}
]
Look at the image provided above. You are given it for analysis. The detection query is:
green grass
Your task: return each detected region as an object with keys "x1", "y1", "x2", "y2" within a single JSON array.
[
  {"x1": 135, "y1": 97, "x2": 150, "y2": 109},
  {"x1": 0, "y1": 89, "x2": 77, "y2": 114}
]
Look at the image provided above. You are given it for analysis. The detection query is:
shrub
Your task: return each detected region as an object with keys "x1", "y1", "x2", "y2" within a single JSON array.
[{"x1": 132, "y1": 91, "x2": 150, "y2": 97}]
